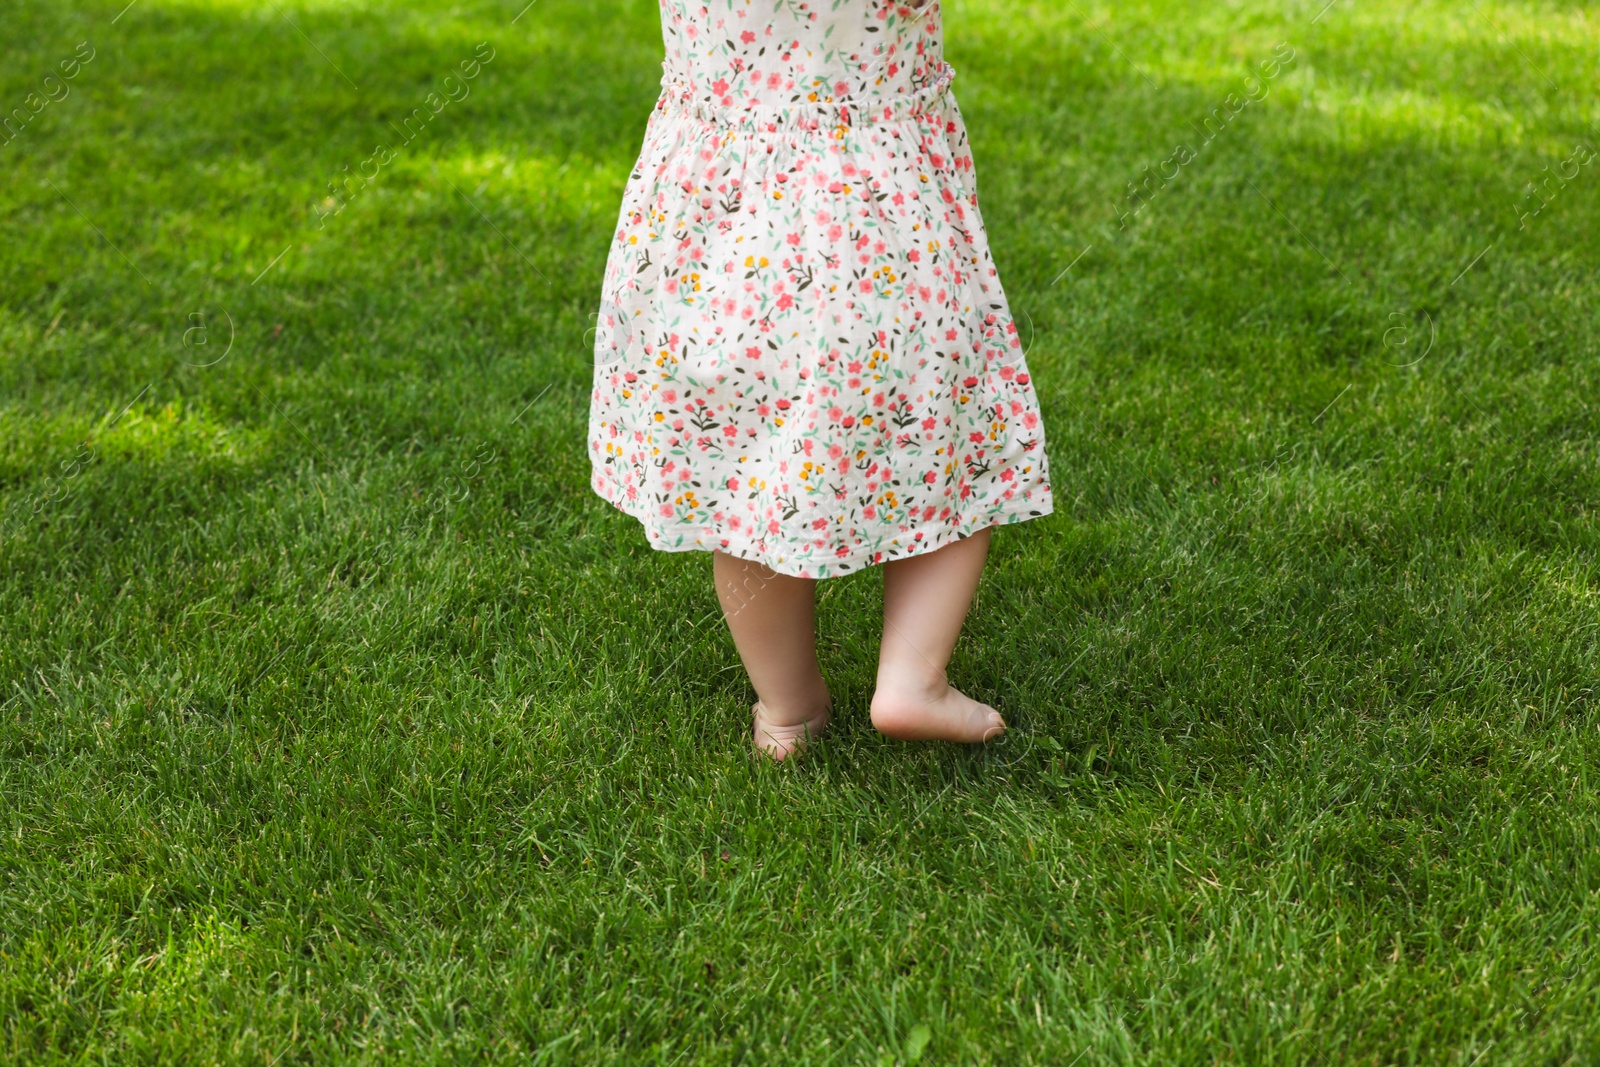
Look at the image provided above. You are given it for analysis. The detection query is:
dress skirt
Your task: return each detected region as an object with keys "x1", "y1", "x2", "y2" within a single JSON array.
[{"x1": 587, "y1": 0, "x2": 1053, "y2": 579}]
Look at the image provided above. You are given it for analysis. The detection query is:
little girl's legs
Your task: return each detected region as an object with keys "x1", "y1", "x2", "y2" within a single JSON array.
[
  {"x1": 713, "y1": 552, "x2": 831, "y2": 759},
  {"x1": 871, "y1": 527, "x2": 1006, "y2": 743}
]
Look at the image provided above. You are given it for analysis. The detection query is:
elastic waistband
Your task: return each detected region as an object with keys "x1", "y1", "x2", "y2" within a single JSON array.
[{"x1": 656, "y1": 62, "x2": 957, "y2": 133}]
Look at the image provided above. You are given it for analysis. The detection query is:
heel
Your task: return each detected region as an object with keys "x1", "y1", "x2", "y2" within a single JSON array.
[{"x1": 752, "y1": 699, "x2": 831, "y2": 761}]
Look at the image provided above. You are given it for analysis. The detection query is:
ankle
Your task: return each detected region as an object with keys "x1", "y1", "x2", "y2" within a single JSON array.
[
  {"x1": 756, "y1": 685, "x2": 831, "y2": 727},
  {"x1": 872, "y1": 663, "x2": 949, "y2": 706}
]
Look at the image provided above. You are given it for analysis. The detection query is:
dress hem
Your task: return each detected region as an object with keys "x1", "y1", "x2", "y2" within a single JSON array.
[{"x1": 592, "y1": 474, "x2": 1053, "y2": 579}]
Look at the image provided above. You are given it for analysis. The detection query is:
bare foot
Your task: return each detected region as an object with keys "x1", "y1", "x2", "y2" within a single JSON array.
[
  {"x1": 870, "y1": 678, "x2": 1005, "y2": 743},
  {"x1": 752, "y1": 699, "x2": 830, "y2": 761}
]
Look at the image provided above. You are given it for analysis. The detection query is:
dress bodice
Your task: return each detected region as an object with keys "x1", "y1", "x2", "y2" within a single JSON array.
[{"x1": 658, "y1": 0, "x2": 946, "y2": 114}]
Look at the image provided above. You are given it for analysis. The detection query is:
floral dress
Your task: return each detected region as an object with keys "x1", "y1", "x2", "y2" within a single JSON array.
[{"x1": 587, "y1": 0, "x2": 1053, "y2": 579}]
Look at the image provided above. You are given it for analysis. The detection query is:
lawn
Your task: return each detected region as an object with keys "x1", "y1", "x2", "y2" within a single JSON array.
[{"x1": 2, "y1": 0, "x2": 1599, "y2": 1062}]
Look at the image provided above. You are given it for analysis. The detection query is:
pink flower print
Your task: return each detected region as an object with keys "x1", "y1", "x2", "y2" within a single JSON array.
[{"x1": 741, "y1": 30, "x2": 756, "y2": 43}]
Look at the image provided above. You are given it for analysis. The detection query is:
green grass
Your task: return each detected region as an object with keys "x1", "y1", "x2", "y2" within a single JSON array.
[{"x1": 2, "y1": 0, "x2": 1598, "y2": 1062}]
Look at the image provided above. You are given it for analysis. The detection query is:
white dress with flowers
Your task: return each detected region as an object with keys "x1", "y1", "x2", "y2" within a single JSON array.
[{"x1": 588, "y1": 0, "x2": 1053, "y2": 579}]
